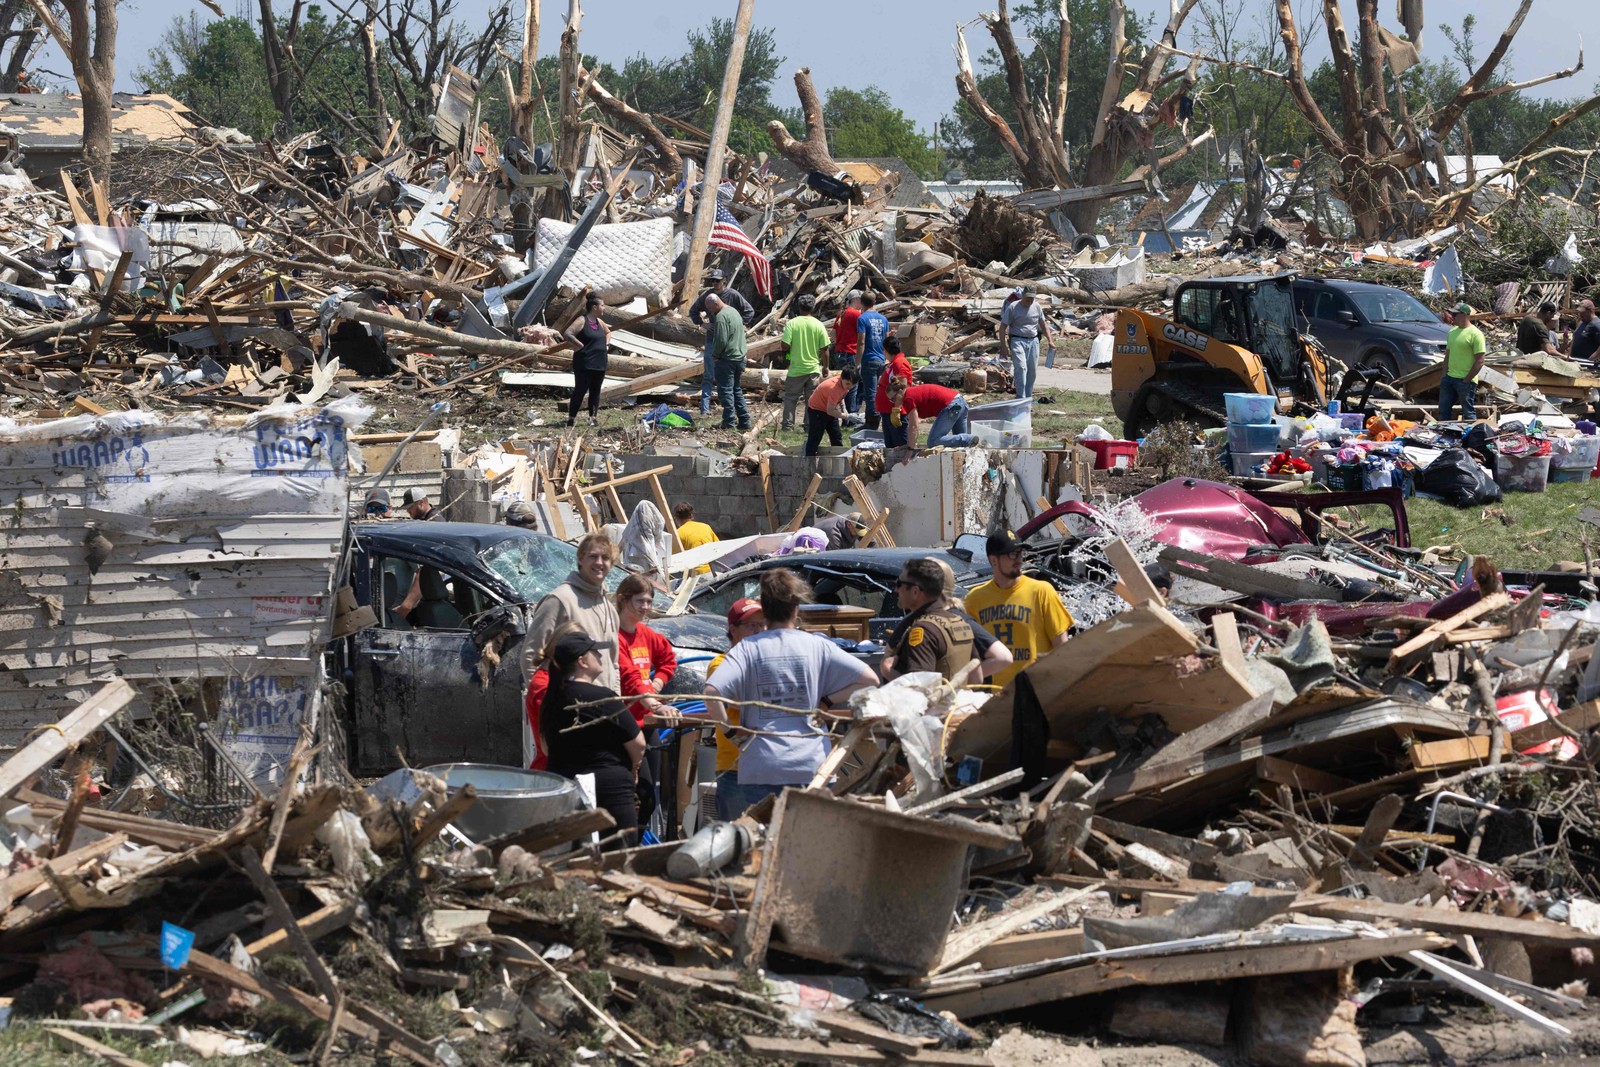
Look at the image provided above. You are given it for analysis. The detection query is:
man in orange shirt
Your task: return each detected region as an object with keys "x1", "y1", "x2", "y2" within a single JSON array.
[{"x1": 804, "y1": 365, "x2": 858, "y2": 456}]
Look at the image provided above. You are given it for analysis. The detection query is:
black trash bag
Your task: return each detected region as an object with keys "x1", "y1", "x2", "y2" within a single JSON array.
[
  {"x1": 1418, "y1": 448, "x2": 1501, "y2": 507},
  {"x1": 853, "y1": 993, "x2": 976, "y2": 1049}
]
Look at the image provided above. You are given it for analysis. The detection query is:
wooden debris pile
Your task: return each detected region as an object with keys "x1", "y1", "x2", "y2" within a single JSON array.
[{"x1": 7, "y1": 523, "x2": 1600, "y2": 1064}]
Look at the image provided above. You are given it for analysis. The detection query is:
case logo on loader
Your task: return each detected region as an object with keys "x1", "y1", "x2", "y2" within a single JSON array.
[{"x1": 1162, "y1": 323, "x2": 1210, "y2": 350}]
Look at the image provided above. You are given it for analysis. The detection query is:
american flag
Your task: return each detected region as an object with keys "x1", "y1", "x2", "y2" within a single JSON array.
[{"x1": 710, "y1": 202, "x2": 773, "y2": 300}]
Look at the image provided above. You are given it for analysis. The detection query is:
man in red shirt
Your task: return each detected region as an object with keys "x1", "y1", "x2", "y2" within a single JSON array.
[
  {"x1": 833, "y1": 290, "x2": 862, "y2": 369},
  {"x1": 888, "y1": 378, "x2": 976, "y2": 448},
  {"x1": 874, "y1": 334, "x2": 915, "y2": 447}
]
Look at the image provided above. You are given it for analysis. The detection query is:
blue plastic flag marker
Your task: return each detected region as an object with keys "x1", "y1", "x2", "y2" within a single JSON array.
[{"x1": 160, "y1": 921, "x2": 196, "y2": 970}]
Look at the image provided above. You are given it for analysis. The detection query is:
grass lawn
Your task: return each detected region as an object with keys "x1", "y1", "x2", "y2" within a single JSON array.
[{"x1": 1402, "y1": 480, "x2": 1598, "y2": 571}]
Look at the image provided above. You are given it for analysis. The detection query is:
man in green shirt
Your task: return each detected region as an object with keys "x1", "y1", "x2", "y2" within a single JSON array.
[
  {"x1": 1442, "y1": 302, "x2": 1485, "y2": 422},
  {"x1": 779, "y1": 295, "x2": 830, "y2": 430},
  {"x1": 707, "y1": 293, "x2": 751, "y2": 431}
]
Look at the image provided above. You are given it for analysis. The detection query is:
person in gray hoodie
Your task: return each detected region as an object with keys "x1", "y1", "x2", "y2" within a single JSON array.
[{"x1": 519, "y1": 532, "x2": 666, "y2": 768}]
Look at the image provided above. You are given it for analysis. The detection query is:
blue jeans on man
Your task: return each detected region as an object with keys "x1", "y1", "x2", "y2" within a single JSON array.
[
  {"x1": 1009, "y1": 336, "x2": 1039, "y2": 398},
  {"x1": 714, "y1": 358, "x2": 750, "y2": 430},
  {"x1": 714, "y1": 772, "x2": 783, "y2": 821},
  {"x1": 926, "y1": 395, "x2": 976, "y2": 448},
  {"x1": 858, "y1": 358, "x2": 885, "y2": 429},
  {"x1": 699, "y1": 337, "x2": 716, "y2": 414},
  {"x1": 1438, "y1": 374, "x2": 1477, "y2": 421}
]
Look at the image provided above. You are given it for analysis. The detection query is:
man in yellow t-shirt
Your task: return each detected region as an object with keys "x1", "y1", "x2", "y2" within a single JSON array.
[
  {"x1": 673, "y1": 502, "x2": 720, "y2": 575},
  {"x1": 708, "y1": 598, "x2": 765, "y2": 821},
  {"x1": 962, "y1": 530, "x2": 1072, "y2": 689}
]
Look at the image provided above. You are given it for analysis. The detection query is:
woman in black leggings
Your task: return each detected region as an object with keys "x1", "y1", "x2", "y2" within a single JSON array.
[{"x1": 564, "y1": 293, "x2": 610, "y2": 426}]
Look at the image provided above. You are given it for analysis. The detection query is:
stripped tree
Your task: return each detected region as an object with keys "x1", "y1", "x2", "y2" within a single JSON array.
[
  {"x1": 1274, "y1": 0, "x2": 1586, "y2": 238},
  {"x1": 766, "y1": 67, "x2": 840, "y2": 175},
  {"x1": 953, "y1": 0, "x2": 1214, "y2": 231}
]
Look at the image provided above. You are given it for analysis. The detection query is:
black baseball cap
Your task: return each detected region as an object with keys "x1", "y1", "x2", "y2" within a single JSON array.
[
  {"x1": 364, "y1": 487, "x2": 391, "y2": 512},
  {"x1": 552, "y1": 631, "x2": 604, "y2": 669},
  {"x1": 402, "y1": 487, "x2": 428, "y2": 506},
  {"x1": 986, "y1": 530, "x2": 1025, "y2": 556}
]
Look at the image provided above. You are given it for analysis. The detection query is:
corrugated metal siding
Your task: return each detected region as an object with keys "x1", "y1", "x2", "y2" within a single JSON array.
[{"x1": 0, "y1": 404, "x2": 357, "y2": 753}]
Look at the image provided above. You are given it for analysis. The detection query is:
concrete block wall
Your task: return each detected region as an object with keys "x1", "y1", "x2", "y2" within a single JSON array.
[{"x1": 606, "y1": 453, "x2": 853, "y2": 538}]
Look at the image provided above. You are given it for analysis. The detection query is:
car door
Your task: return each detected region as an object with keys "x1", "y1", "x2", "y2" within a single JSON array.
[
  {"x1": 1296, "y1": 285, "x2": 1362, "y2": 366},
  {"x1": 349, "y1": 554, "x2": 525, "y2": 775}
]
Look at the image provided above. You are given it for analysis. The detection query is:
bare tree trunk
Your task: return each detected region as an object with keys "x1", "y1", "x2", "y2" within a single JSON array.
[
  {"x1": 542, "y1": 0, "x2": 582, "y2": 218},
  {"x1": 765, "y1": 67, "x2": 840, "y2": 174},
  {"x1": 511, "y1": 0, "x2": 540, "y2": 141},
  {"x1": 360, "y1": 3, "x2": 393, "y2": 144},
  {"x1": 25, "y1": 0, "x2": 115, "y2": 183},
  {"x1": 257, "y1": 0, "x2": 301, "y2": 132}
]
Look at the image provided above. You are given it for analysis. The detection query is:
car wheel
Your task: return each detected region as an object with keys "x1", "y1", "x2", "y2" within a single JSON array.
[{"x1": 1361, "y1": 352, "x2": 1401, "y2": 382}]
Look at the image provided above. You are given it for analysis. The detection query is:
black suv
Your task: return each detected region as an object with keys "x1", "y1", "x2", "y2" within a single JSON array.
[{"x1": 1293, "y1": 277, "x2": 1450, "y2": 381}]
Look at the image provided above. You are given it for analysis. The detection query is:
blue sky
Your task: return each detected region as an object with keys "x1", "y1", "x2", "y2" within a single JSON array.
[{"x1": 31, "y1": 0, "x2": 1593, "y2": 135}]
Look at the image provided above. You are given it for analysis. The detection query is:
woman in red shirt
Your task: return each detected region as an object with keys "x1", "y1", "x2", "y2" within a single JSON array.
[
  {"x1": 874, "y1": 334, "x2": 915, "y2": 447},
  {"x1": 617, "y1": 573, "x2": 676, "y2": 827}
]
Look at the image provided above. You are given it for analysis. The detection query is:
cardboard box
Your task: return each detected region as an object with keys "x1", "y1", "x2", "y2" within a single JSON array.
[{"x1": 895, "y1": 322, "x2": 950, "y2": 358}]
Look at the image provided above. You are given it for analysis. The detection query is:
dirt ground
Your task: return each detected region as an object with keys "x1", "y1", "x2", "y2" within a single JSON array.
[{"x1": 985, "y1": 1005, "x2": 1600, "y2": 1067}]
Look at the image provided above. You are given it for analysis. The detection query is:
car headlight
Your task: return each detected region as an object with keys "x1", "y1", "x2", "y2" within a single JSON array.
[{"x1": 1408, "y1": 342, "x2": 1445, "y2": 359}]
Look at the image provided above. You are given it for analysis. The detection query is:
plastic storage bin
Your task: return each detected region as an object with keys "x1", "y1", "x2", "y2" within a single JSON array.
[
  {"x1": 1227, "y1": 422, "x2": 1282, "y2": 454},
  {"x1": 1495, "y1": 451, "x2": 1551, "y2": 493},
  {"x1": 1324, "y1": 461, "x2": 1367, "y2": 492},
  {"x1": 1223, "y1": 392, "x2": 1276, "y2": 424},
  {"x1": 970, "y1": 397, "x2": 1033, "y2": 448},
  {"x1": 972, "y1": 421, "x2": 1031, "y2": 448},
  {"x1": 1553, "y1": 434, "x2": 1600, "y2": 473},
  {"x1": 1231, "y1": 449, "x2": 1277, "y2": 476},
  {"x1": 1551, "y1": 466, "x2": 1591, "y2": 483},
  {"x1": 1081, "y1": 439, "x2": 1139, "y2": 469}
]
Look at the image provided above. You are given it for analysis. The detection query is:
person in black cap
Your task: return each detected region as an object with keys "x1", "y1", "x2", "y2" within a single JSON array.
[
  {"x1": 961, "y1": 530, "x2": 1073, "y2": 688},
  {"x1": 363, "y1": 487, "x2": 392, "y2": 518},
  {"x1": 402, "y1": 488, "x2": 440, "y2": 520},
  {"x1": 540, "y1": 630, "x2": 646, "y2": 842},
  {"x1": 688, "y1": 268, "x2": 755, "y2": 417}
]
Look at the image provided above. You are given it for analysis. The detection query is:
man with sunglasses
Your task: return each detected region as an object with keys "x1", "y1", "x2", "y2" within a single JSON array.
[
  {"x1": 881, "y1": 558, "x2": 975, "y2": 684},
  {"x1": 962, "y1": 531, "x2": 1072, "y2": 688}
]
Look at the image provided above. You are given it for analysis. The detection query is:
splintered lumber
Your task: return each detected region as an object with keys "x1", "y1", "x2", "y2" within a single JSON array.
[
  {"x1": 0, "y1": 679, "x2": 136, "y2": 799},
  {"x1": 1295, "y1": 895, "x2": 1600, "y2": 948},
  {"x1": 0, "y1": 833, "x2": 126, "y2": 912},
  {"x1": 740, "y1": 1036, "x2": 992, "y2": 1065},
  {"x1": 45, "y1": 1028, "x2": 148, "y2": 1067},
  {"x1": 922, "y1": 932, "x2": 1448, "y2": 1018},
  {"x1": 948, "y1": 602, "x2": 1256, "y2": 764},
  {"x1": 480, "y1": 807, "x2": 616, "y2": 857},
  {"x1": 1387, "y1": 592, "x2": 1512, "y2": 669},
  {"x1": 183, "y1": 948, "x2": 434, "y2": 1065},
  {"x1": 245, "y1": 897, "x2": 362, "y2": 959},
  {"x1": 1106, "y1": 538, "x2": 1162, "y2": 605},
  {"x1": 936, "y1": 883, "x2": 1102, "y2": 974}
]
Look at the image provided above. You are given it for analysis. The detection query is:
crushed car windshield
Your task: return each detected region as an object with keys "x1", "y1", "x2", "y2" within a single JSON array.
[
  {"x1": 1349, "y1": 290, "x2": 1439, "y2": 324},
  {"x1": 480, "y1": 536, "x2": 664, "y2": 605}
]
